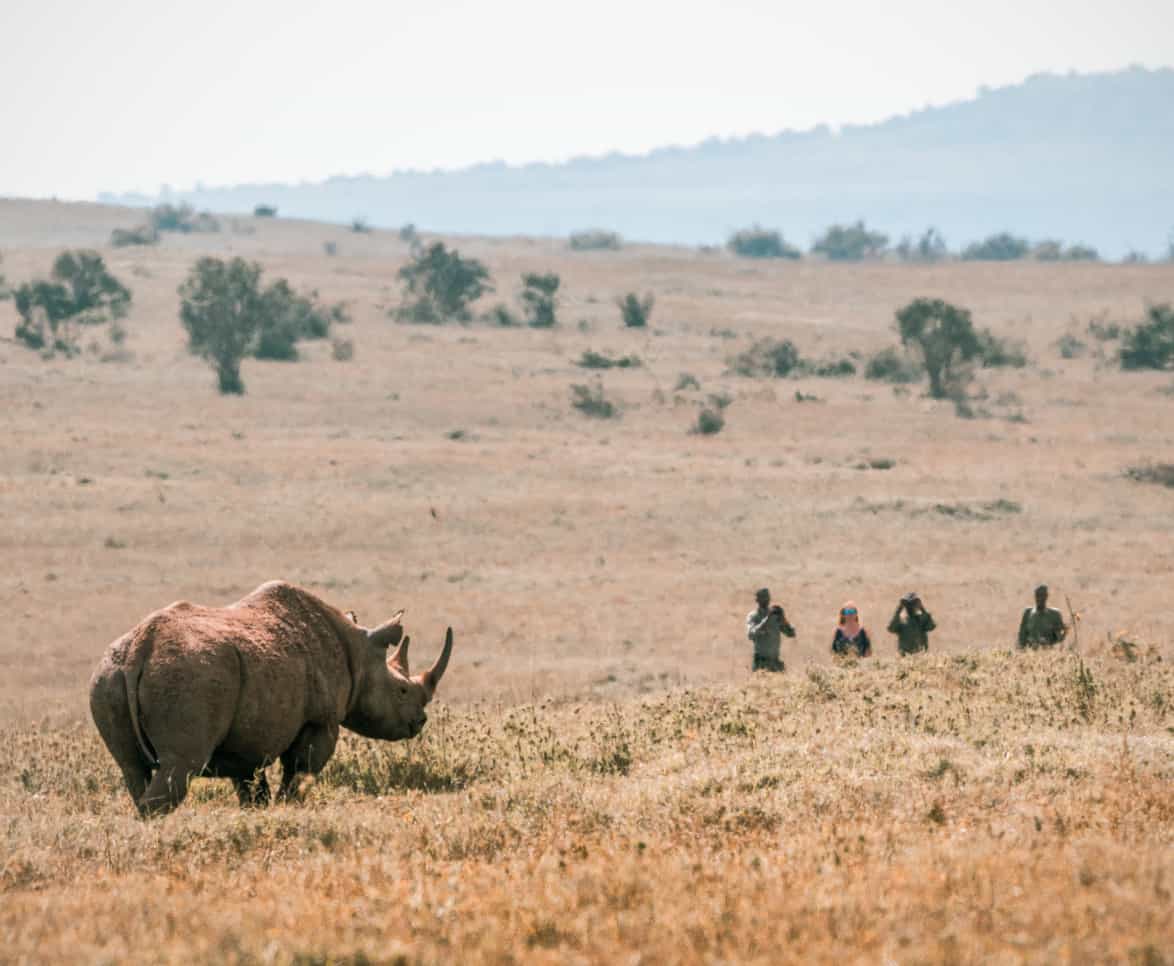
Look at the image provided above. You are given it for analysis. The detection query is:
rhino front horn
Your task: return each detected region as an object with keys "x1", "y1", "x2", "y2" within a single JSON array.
[{"x1": 420, "y1": 628, "x2": 453, "y2": 697}]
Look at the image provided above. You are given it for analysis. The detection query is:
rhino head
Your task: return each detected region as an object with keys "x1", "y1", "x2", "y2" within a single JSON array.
[{"x1": 343, "y1": 612, "x2": 453, "y2": 740}]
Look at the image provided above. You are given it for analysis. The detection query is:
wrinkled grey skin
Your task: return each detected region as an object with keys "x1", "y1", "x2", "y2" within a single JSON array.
[{"x1": 89, "y1": 581, "x2": 452, "y2": 817}]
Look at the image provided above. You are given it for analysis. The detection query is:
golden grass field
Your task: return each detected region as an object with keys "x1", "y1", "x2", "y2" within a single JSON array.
[{"x1": 1, "y1": 198, "x2": 1172, "y2": 963}]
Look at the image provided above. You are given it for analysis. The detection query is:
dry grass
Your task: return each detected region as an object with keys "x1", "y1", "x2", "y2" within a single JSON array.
[
  {"x1": 1, "y1": 653, "x2": 1171, "y2": 963},
  {"x1": 1, "y1": 200, "x2": 1173, "y2": 962}
]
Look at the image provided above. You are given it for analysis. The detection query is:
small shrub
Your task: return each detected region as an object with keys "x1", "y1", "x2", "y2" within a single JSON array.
[
  {"x1": 351, "y1": 217, "x2": 372, "y2": 234},
  {"x1": 675, "y1": 372, "x2": 700, "y2": 391},
  {"x1": 577, "y1": 350, "x2": 641, "y2": 370},
  {"x1": 1119, "y1": 303, "x2": 1174, "y2": 370},
  {"x1": 395, "y1": 242, "x2": 492, "y2": 323},
  {"x1": 692, "y1": 408, "x2": 725, "y2": 435},
  {"x1": 520, "y1": 272, "x2": 560, "y2": 328},
  {"x1": 727, "y1": 226, "x2": 801, "y2": 259},
  {"x1": 1125, "y1": 463, "x2": 1174, "y2": 488},
  {"x1": 399, "y1": 223, "x2": 418, "y2": 243},
  {"x1": 323, "y1": 241, "x2": 338, "y2": 256},
  {"x1": 110, "y1": 225, "x2": 159, "y2": 247},
  {"x1": 865, "y1": 347, "x2": 921, "y2": 383},
  {"x1": 569, "y1": 229, "x2": 622, "y2": 251},
  {"x1": 811, "y1": 220, "x2": 888, "y2": 261},
  {"x1": 253, "y1": 204, "x2": 278, "y2": 218},
  {"x1": 149, "y1": 203, "x2": 219, "y2": 234},
  {"x1": 1064, "y1": 243, "x2": 1100, "y2": 262},
  {"x1": 895, "y1": 227, "x2": 947, "y2": 263},
  {"x1": 809, "y1": 357, "x2": 856, "y2": 377},
  {"x1": 731, "y1": 338, "x2": 801, "y2": 378},
  {"x1": 618, "y1": 293, "x2": 654, "y2": 328},
  {"x1": 486, "y1": 304, "x2": 519, "y2": 327},
  {"x1": 961, "y1": 233, "x2": 1030, "y2": 261},
  {"x1": 0, "y1": 255, "x2": 7, "y2": 300},
  {"x1": 331, "y1": 337, "x2": 354, "y2": 361},
  {"x1": 896, "y1": 298, "x2": 982, "y2": 399},
  {"x1": 707, "y1": 391, "x2": 733, "y2": 410},
  {"x1": 1056, "y1": 334, "x2": 1087, "y2": 358},
  {"x1": 976, "y1": 329, "x2": 1028, "y2": 368},
  {"x1": 570, "y1": 382, "x2": 619, "y2": 419},
  {"x1": 253, "y1": 281, "x2": 347, "y2": 361}
]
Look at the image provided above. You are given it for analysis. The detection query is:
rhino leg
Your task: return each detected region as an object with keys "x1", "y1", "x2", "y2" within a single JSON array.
[
  {"x1": 89, "y1": 668, "x2": 153, "y2": 807},
  {"x1": 278, "y1": 722, "x2": 339, "y2": 802},
  {"x1": 233, "y1": 772, "x2": 271, "y2": 808},
  {"x1": 138, "y1": 757, "x2": 198, "y2": 817}
]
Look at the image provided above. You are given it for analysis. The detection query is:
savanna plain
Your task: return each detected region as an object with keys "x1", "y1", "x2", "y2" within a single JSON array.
[{"x1": 1, "y1": 200, "x2": 1172, "y2": 963}]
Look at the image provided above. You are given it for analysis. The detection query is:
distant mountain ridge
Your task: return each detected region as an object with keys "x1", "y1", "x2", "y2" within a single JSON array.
[{"x1": 102, "y1": 67, "x2": 1174, "y2": 257}]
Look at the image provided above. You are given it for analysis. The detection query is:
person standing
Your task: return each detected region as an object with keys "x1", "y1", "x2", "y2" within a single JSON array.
[
  {"x1": 1017, "y1": 584, "x2": 1068, "y2": 649},
  {"x1": 746, "y1": 587, "x2": 795, "y2": 672},
  {"x1": 831, "y1": 602, "x2": 871, "y2": 658},
  {"x1": 887, "y1": 592, "x2": 936, "y2": 655}
]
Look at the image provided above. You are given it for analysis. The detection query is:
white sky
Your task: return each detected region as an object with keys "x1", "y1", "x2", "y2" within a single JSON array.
[{"x1": 2, "y1": 0, "x2": 1172, "y2": 199}]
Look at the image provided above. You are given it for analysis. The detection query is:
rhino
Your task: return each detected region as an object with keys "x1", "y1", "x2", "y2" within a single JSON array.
[{"x1": 89, "y1": 580, "x2": 452, "y2": 816}]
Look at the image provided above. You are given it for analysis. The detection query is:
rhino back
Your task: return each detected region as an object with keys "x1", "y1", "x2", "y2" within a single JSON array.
[{"x1": 132, "y1": 584, "x2": 356, "y2": 765}]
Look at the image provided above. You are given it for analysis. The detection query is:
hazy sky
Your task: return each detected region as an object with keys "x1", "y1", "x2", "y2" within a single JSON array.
[{"x1": 2, "y1": 0, "x2": 1172, "y2": 199}]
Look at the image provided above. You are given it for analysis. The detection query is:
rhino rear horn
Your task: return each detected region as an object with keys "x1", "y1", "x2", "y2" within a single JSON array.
[
  {"x1": 368, "y1": 610, "x2": 405, "y2": 649},
  {"x1": 420, "y1": 628, "x2": 453, "y2": 697},
  {"x1": 389, "y1": 636, "x2": 410, "y2": 675}
]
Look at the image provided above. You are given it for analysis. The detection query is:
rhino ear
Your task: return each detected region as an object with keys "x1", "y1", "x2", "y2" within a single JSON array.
[
  {"x1": 368, "y1": 610, "x2": 405, "y2": 649},
  {"x1": 388, "y1": 636, "x2": 410, "y2": 675}
]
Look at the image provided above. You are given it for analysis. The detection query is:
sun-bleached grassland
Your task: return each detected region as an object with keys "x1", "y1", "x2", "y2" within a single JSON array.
[{"x1": 0, "y1": 200, "x2": 1172, "y2": 962}]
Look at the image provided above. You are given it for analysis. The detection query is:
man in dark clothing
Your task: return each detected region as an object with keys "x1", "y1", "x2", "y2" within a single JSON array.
[
  {"x1": 887, "y1": 592, "x2": 936, "y2": 655},
  {"x1": 1017, "y1": 584, "x2": 1068, "y2": 649},
  {"x1": 746, "y1": 587, "x2": 796, "y2": 672}
]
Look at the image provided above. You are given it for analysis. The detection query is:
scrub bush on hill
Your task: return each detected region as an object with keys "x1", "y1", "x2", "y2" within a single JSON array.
[
  {"x1": 961, "y1": 233, "x2": 1030, "y2": 261},
  {"x1": 727, "y1": 226, "x2": 801, "y2": 259},
  {"x1": 395, "y1": 242, "x2": 492, "y2": 323},
  {"x1": 811, "y1": 220, "x2": 889, "y2": 261},
  {"x1": 618, "y1": 292, "x2": 654, "y2": 328},
  {"x1": 895, "y1": 227, "x2": 948, "y2": 263},
  {"x1": 13, "y1": 250, "x2": 131, "y2": 357},
  {"x1": 520, "y1": 273, "x2": 560, "y2": 328},
  {"x1": 569, "y1": 229, "x2": 622, "y2": 251},
  {"x1": 1119, "y1": 303, "x2": 1174, "y2": 370},
  {"x1": 150, "y1": 203, "x2": 219, "y2": 234}
]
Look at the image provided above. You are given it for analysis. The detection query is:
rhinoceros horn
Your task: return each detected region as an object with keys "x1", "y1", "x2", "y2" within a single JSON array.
[
  {"x1": 389, "y1": 636, "x2": 411, "y2": 675},
  {"x1": 419, "y1": 628, "x2": 453, "y2": 697}
]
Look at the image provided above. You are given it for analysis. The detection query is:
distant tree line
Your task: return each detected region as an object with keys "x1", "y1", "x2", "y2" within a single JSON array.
[{"x1": 722, "y1": 222, "x2": 1113, "y2": 263}]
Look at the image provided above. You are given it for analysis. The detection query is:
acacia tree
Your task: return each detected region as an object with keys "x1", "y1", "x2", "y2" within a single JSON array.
[
  {"x1": 13, "y1": 250, "x2": 130, "y2": 355},
  {"x1": 179, "y1": 257, "x2": 265, "y2": 394},
  {"x1": 395, "y1": 242, "x2": 491, "y2": 322},
  {"x1": 895, "y1": 297, "x2": 981, "y2": 399}
]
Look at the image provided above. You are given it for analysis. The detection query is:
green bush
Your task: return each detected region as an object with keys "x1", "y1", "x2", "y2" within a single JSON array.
[
  {"x1": 895, "y1": 297, "x2": 981, "y2": 399},
  {"x1": 253, "y1": 204, "x2": 278, "y2": 218},
  {"x1": 253, "y1": 280, "x2": 347, "y2": 361},
  {"x1": 1033, "y1": 240, "x2": 1100, "y2": 262},
  {"x1": 149, "y1": 203, "x2": 219, "y2": 234},
  {"x1": 485, "y1": 304, "x2": 519, "y2": 327},
  {"x1": 13, "y1": 250, "x2": 131, "y2": 356},
  {"x1": 395, "y1": 242, "x2": 491, "y2": 323},
  {"x1": 976, "y1": 329, "x2": 1028, "y2": 368},
  {"x1": 570, "y1": 382, "x2": 619, "y2": 419},
  {"x1": 864, "y1": 347, "x2": 921, "y2": 383},
  {"x1": 812, "y1": 220, "x2": 888, "y2": 261},
  {"x1": 110, "y1": 225, "x2": 159, "y2": 247},
  {"x1": 1119, "y1": 303, "x2": 1174, "y2": 370},
  {"x1": 351, "y1": 217, "x2": 372, "y2": 234},
  {"x1": 577, "y1": 350, "x2": 641, "y2": 370},
  {"x1": 895, "y1": 228, "x2": 948, "y2": 263},
  {"x1": 0, "y1": 255, "x2": 8, "y2": 301},
  {"x1": 692, "y1": 408, "x2": 725, "y2": 435},
  {"x1": 569, "y1": 229, "x2": 621, "y2": 251},
  {"x1": 520, "y1": 272, "x2": 560, "y2": 328},
  {"x1": 727, "y1": 226, "x2": 801, "y2": 259},
  {"x1": 730, "y1": 338, "x2": 802, "y2": 377},
  {"x1": 961, "y1": 233, "x2": 1030, "y2": 261},
  {"x1": 1056, "y1": 334, "x2": 1087, "y2": 359},
  {"x1": 618, "y1": 292, "x2": 654, "y2": 328},
  {"x1": 675, "y1": 372, "x2": 700, "y2": 391}
]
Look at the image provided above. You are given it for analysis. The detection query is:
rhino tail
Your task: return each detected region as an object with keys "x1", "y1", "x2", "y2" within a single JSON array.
[{"x1": 125, "y1": 634, "x2": 158, "y2": 767}]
